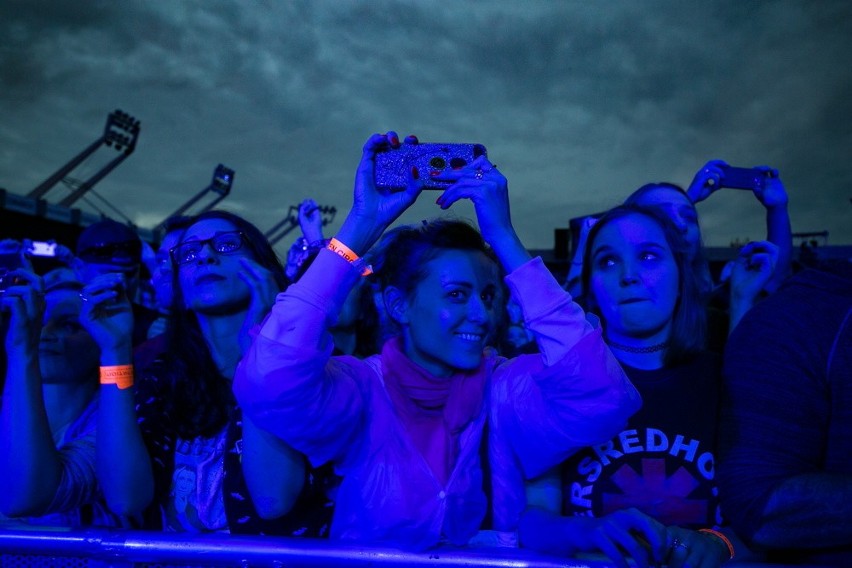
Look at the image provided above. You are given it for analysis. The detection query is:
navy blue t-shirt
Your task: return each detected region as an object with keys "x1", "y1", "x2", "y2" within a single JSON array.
[{"x1": 561, "y1": 351, "x2": 722, "y2": 528}]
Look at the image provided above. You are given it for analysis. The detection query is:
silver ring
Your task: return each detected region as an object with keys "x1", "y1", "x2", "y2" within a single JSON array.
[
  {"x1": 474, "y1": 169, "x2": 484, "y2": 180},
  {"x1": 79, "y1": 293, "x2": 88, "y2": 302},
  {"x1": 671, "y1": 539, "x2": 689, "y2": 551}
]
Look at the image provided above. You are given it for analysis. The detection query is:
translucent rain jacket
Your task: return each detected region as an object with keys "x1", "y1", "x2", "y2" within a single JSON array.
[{"x1": 234, "y1": 249, "x2": 640, "y2": 549}]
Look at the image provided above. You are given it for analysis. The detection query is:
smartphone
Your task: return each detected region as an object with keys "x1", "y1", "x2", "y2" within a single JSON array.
[
  {"x1": 719, "y1": 165, "x2": 767, "y2": 191},
  {"x1": 0, "y1": 252, "x2": 23, "y2": 291},
  {"x1": 29, "y1": 241, "x2": 57, "y2": 257},
  {"x1": 374, "y1": 142, "x2": 488, "y2": 191}
]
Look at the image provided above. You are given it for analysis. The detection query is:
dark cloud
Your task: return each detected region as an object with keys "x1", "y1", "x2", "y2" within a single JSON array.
[{"x1": 1, "y1": 1, "x2": 850, "y2": 250}]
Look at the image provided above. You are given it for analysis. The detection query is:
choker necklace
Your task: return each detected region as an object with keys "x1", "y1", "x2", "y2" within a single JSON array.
[{"x1": 607, "y1": 340, "x2": 669, "y2": 354}]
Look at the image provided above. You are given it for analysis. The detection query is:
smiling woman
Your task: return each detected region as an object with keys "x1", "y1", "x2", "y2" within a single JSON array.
[{"x1": 234, "y1": 131, "x2": 641, "y2": 550}]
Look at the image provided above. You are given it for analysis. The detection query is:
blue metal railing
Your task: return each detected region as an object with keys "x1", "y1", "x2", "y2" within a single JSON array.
[{"x1": 0, "y1": 529, "x2": 793, "y2": 568}]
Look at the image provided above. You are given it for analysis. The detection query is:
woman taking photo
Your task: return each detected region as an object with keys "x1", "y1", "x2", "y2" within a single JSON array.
[
  {"x1": 234, "y1": 132, "x2": 640, "y2": 549},
  {"x1": 521, "y1": 205, "x2": 775, "y2": 568},
  {"x1": 83, "y1": 210, "x2": 332, "y2": 534}
]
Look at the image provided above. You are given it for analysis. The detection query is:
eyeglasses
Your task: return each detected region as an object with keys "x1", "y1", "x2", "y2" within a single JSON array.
[{"x1": 170, "y1": 231, "x2": 246, "y2": 266}]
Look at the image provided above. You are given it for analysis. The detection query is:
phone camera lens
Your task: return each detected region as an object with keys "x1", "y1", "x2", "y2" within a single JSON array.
[{"x1": 429, "y1": 157, "x2": 446, "y2": 169}]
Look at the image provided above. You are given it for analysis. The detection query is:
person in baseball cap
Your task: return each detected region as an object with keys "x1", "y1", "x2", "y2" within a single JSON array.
[{"x1": 73, "y1": 219, "x2": 157, "y2": 346}]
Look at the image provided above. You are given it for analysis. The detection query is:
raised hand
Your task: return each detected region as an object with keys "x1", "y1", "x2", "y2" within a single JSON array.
[
  {"x1": 236, "y1": 256, "x2": 280, "y2": 353},
  {"x1": 728, "y1": 240, "x2": 779, "y2": 301},
  {"x1": 336, "y1": 131, "x2": 424, "y2": 255},
  {"x1": 79, "y1": 272, "x2": 134, "y2": 360},
  {"x1": 433, "y1": 157, "x2": 531, "y2": 272},
  {"x1": 1, "y1": 269, "x2": 45, "y2": 355},
  {"x1": 751, "y1": 165, "x2": 788, "y2": 209},
  {"x1": 686, "y1": 160, "x2": 727, "y2": 204},
  {"x1": 298, "y1": 198, "x2": 325, "y2": 244}
]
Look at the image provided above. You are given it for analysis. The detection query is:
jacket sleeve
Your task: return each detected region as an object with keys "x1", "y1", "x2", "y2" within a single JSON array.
[
  {"x1": 233, "y1": 249, "x2": 369, "y2": 469},
  {"x1": 491, "y1": 257, "x2": 641, "y2": 479}
]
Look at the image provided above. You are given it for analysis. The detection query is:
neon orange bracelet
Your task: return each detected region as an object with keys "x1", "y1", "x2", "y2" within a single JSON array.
[
  {"x1": 699, "y1": 528, "x2": 735, "y2": 560},
  {"x1": 327, "y1": 237, "x2": 373, "y2": 276},
  {"x1": 99, "y1": 365, "x2": 134, "y2": 390},
  {"x1": 327, "y1": 237, "x2": 360, "y2": 262}
]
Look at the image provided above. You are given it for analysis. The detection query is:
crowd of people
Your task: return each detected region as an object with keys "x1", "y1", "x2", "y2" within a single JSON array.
[{"x1": 0, "y1": 131, "x2": 849, "y2": 566}]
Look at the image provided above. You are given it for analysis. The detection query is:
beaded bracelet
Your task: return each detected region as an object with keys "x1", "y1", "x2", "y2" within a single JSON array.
[
  {"x1": 698, "y1": 528, "x2": 735, "y2": 560},
  {"x1": 100, "y1": 365, "x2": 134, "y2": 390}
]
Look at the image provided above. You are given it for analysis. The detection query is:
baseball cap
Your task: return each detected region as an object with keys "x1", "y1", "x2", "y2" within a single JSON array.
[{"x1": 76, "y1": 220, "x2": 142, "y2": 268}]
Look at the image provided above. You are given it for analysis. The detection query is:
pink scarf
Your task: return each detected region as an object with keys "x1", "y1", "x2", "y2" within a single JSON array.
[{"x1": 381, "y1": 337, "x2": 488, "y2": 486}]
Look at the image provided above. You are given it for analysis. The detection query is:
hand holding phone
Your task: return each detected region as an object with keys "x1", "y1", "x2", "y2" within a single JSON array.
[
  {"x1": 0, "y1": 253, "x2": 24, "y2": 291},
  {"x1": 718, "y1": 165, "x2": 770, "y2": 192},
  {"x1": 28, "y1": 241, "x2": 57, "y2": 257},
  {"x1": 374, "y1": 141, "x2": 488, "y2": 191}
]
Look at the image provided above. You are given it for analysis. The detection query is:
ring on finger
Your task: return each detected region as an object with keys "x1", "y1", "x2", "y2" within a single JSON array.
[
  {"x1": 474, "y1": 169, "x2": 484, "y2": 180},
  {"x1": 671, "y1": 538, "x2": 689, "y2": 551}
]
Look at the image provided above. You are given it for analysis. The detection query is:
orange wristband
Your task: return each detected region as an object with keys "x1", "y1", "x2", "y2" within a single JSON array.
[
  {"x1": 699, "y1": 528, "x2": 735, "y2": 560},
  {"x1": 100, "y1": 365, "x2": 134, "y2": 390},
  {"x1": 327, "y1": 237, "x2": 360, "y2": 262},
  {"x1": 327, "y1": 238, "x2": 373, "y2": 276}
]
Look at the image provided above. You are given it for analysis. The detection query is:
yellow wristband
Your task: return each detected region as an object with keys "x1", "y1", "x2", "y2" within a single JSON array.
[
  {"x1": 100, "y1": 365, "x2": 134, "y2": 390},
  {"x1": 327, "y1": 238, "x2": 372, "y2": 276}
]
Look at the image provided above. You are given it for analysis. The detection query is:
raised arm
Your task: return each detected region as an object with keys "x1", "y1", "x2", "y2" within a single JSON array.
[
  {"x1": 234, "y1": 256, "x2": 309, "y2": 519},
  {"x1": 687, "y1": 160, "x2": 792, "y2": 292},
  {"x1": 235, "y1": 131, "x2": 424, "y2": 464},
  {"x1": 80, "y1": 273, "x2": 153, "y2": 517},
  {"x1": 0, "y1": 270, "x2": 62, "y2": 517}
]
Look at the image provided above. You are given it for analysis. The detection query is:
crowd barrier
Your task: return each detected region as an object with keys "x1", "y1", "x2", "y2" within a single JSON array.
[{"x1": 0, "y1": 528, "x2": 795, "y2": 568}]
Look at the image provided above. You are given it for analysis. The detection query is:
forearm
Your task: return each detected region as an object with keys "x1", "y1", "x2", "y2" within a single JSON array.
[
  {"x1": 259, "y1": 249, "x2": 360, "y2": 346},
  {"x1": 727, "y1": 295, "x2": 753, "y2": 335},
  {"x1": 241, "y1": 414, "x2": 306, "y2": 519},
  {"x1": 752, "y1": 473, "x2": 852, "y2": 548},
  {"x1": 505, "y1": 257, "x2": 592, "y2": 364},
  {"x1": 96, "y1": 351, "x2": 153, "y2": 517},
  {"x1": 765, "y1": 204, "x2": 792, "y2": 288},
  {"x1": 0, "y1": 356, "x2": 62, "y2": 516}
]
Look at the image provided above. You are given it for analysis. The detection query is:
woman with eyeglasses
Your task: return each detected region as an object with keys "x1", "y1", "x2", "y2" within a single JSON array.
[{"x1": 83, "y1": 210, "x2": 334, "y2": 535}]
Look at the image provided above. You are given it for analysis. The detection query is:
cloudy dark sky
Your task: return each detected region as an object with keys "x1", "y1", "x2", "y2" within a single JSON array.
[{"x1": 1, "y1": 1, "x2": 850, "y2": 254}]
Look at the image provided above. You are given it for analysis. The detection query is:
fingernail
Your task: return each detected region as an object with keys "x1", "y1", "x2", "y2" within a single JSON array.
[
  {"x1": 390, "y1": 135, "x2": 400, "y2": 146},
  {"x1": 405, "y1": 135, "x2": 419, "y2": 144},
  {"x1": 411, "y1": 166, "x2": 419, "y2": 180}
]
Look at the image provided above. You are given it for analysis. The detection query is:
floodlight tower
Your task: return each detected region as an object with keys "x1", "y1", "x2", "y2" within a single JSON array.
[
  {"x1": 153, "y1": 164, "x2": 235, "y2": 233},
  {"x1": 27, "y1": 109, "x2": 140, "y2": 205},
  {"x1": 265, "y1": 204, "x2": 336, "y2": 245}
]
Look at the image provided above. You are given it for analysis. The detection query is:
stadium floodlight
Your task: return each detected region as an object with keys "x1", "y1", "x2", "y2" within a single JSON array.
[{"x1": 28, "y1": 109, "x2": 140, "y2": 205}]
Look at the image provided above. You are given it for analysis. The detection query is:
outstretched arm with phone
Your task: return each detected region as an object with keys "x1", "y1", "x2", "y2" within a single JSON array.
[{"x1": 687, "y1": 160, "x2": 792, "y2": 293}]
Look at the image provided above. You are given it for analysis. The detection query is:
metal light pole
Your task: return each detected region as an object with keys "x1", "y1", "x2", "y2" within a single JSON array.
[
  {"x1": 27, "y1": 109, "x2": 140, "y2": 204},
  {"x1": 153, "y1": 164, "x2": 235, "y2": 234}
]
